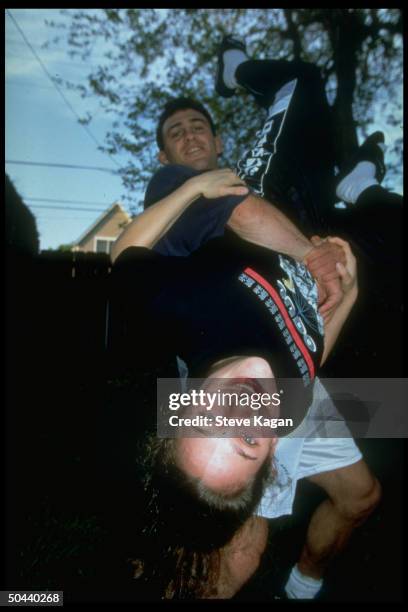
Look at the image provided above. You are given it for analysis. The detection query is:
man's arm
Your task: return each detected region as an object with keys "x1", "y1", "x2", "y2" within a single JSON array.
[
  {"x1": 227, "y1": 194, "x2": 346, "y2": 319},
  {"x1": 320, "y1": 238, "x2": 358, "y2": 365},
  {"x1": 227, "y1": 193, "x2": 312, "y2": 260},
  {"x1": 111, "y1": 169, "x2": 248, "y2": 263},
  {"x1": 112, "y1": 168, "x2": 345, "y2": 318},
  {"x1": 111, "y1": 180, "x2": 198, "y2": 262}
]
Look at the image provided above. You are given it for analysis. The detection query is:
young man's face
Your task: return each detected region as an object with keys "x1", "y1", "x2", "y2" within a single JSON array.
[
  {"x1": 158, "y1": 108, "x2": 223, "y2": 171},
  {"x1": 174, "y1": 356, "x2": 278, "y2": 495}
]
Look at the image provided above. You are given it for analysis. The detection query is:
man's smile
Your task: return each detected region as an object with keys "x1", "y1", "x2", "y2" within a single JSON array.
[{"x1": 186, "y1": 146, "x2": 204, "y2": 156}]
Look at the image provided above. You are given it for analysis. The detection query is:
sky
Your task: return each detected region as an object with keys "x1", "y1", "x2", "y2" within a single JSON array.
[
  {"x1": 5, "y1": 8, "x2": 140, "y2": 251},
  {"x1": 5, "y1": 8, "x2": 403, "y2": 252}
]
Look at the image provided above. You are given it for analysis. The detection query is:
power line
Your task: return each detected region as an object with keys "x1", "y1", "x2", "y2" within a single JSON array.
[
  {"x1": 5, "y1": 9, "x2": 122, "y2": 171},
  {"x1": 6, "y1": 160, "x2": 118, "y2": 174},
  {"x1": 25, "y1": 196, "x2": 110, "y2": 205},
  {"x1": 34, "y1": 213, "x2": 101, "y2": 217},
  {"x1": 28, "y1": 204, "x2": 106, "y2": 212},
  {"x1": 35, "y1": 217, "x2": 99, "y2": 221}
]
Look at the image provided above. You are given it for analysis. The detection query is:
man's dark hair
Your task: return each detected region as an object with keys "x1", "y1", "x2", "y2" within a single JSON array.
[{"x1": 156, "y1": 97, "x2": 217, "y2": 150}]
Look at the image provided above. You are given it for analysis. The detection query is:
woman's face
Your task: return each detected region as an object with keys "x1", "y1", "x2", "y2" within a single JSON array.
[{"x1": 175, "y1": 356, "x2": 278, "y2": 493}]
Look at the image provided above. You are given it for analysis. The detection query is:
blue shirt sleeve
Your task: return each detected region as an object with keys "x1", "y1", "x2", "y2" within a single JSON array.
[{"x1": 144, "y1": 164, "x2": 248, "y2": 257}]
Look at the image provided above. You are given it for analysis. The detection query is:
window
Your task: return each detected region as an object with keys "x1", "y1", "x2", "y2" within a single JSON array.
[{"x1": 95, "y1": 237, "x2": 116, "y2": 254}]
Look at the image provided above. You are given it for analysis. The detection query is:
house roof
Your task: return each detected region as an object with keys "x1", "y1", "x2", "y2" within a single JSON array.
[{"x1": 74, "y1": 202, "x2": 131, "y2": 246}]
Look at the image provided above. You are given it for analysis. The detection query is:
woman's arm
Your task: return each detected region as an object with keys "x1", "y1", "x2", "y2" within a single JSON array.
[
  {"x1": 110, "y1": 169, "x2": 248, "y2": 263},
  {"x1": 320, "y1": 237, "x2": 358, "y2": 366}
]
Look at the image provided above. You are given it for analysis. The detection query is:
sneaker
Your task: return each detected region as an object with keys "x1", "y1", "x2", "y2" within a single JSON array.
[
  {"x1": 215, "y1": 35, "x2": 248, "y2": 98},
  {"x1": 336, "y1": 131, "x2": 386, "y2": 188}
]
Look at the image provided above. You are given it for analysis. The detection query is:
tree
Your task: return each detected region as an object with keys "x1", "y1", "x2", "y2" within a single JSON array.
[
  {"x1": 6, "y1": 173, "x2": 40, "y2": 256},
  {"x1": 47, "y1": 9, "x2": 403, "y2": 209},
  {"x1": 56, "y1": 243, "x2": 74, "y2": 252}
]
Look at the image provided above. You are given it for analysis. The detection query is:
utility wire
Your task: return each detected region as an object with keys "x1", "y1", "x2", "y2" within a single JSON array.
[
  {"x1": 27, "y1": 204, "x2": 106, "y2": 212},
  {"x1": 25, "y1": 196, "x2": 110, "y2": 205},
  {"x1": 6, "y1": 160, "x2": 118, "y2": 174},
  {"x1": 6, "y1": 9, "x2": 122, "y2": 170}
]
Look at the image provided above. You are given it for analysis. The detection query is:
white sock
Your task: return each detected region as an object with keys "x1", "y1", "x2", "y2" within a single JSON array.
[
  {"x1": 222, "y1": 49, "x2": 248, "y2": 89},
  {"x1": 284, "y1": 565, "x2": 323, "y2": 599},
  {"x1": 336, "y1": 161, "x2": 379, "y2": 204}
]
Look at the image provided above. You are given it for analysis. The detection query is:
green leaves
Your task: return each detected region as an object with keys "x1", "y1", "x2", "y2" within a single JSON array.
[{"x1": 47, "y1": 8, "x2": 403, "y2": 200}]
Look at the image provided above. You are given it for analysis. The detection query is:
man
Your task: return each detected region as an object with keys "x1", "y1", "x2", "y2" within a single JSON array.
[
  {"x1": 111, "y1": 103, "x2": 346, "y2": 322},
  {"x1": 110, "y1": 38, "x2": 388, "y2": 599},
  {"x1": 120, "y1": 223, "x2": 361, "y2": 599}
]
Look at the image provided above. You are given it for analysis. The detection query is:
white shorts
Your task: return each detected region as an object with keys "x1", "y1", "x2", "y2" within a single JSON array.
[{"x1": 256, "y1": 377, "x2": 363, "y2": 519}]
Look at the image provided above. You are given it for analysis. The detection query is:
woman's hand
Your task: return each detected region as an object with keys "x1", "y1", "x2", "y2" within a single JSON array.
[{"x1": 189, "y1": 168, "x2": 249, "y2": 199}]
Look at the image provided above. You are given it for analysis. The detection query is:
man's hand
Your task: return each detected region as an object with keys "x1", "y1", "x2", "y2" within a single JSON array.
[
  {"x1": 327, "y1": 236, "x2": 358, "y2": 296},
  {"x1": 190, "y1": 168, "x2": 249, "y2": 199},
  {"x1": 305, "y1": 235, "x2": 347, "y2": 280},
  {"x1": 303, "y1": 236, "x2": 347, "y2": 323}
]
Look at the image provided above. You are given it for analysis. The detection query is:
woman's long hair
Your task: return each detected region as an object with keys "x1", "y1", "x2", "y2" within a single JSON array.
[{"x1": 130, "y1": 432, "x2": 275, "y2": 599}]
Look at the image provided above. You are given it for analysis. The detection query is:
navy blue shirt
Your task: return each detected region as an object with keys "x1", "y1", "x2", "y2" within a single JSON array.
[
  {"x1": 112, "y1": 235, "x2": 323, "y2": 428},
  {"x1": 144, "y1": 164, "x2": 248, "y2": 256}
]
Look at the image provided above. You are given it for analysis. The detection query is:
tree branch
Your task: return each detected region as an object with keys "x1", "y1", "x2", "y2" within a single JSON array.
[{"x1": 283, "y1": 9, "x2": 303, "y2": 59}]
